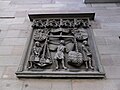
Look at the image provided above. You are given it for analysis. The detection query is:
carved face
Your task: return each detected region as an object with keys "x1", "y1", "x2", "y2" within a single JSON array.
[
  {"x1": 35, "y1": 41, "x2": 41, "y2": 47},
  {"x1": 83, "y1": 40, "x2": 88, "y2": 45}
]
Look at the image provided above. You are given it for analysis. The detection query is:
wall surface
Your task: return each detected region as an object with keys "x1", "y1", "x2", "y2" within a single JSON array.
[
  {"x1": 84, "y1": 0, "x2": 120, "y2": 3},
  {"x1": 0, "y1": 0, "x2": 120, "y2": 90}
]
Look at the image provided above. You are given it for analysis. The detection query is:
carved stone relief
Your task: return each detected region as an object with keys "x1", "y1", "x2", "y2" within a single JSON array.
[{"x1": 16, "y1": 13, "x2": 105, "y2": 78}]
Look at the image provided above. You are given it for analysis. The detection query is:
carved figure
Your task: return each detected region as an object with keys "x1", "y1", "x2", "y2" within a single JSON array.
[
  {"x1": 28, "y1": 18, "x2": 94, "y2": 71},
  {"x1": 54, "y1": 40, "x2": 67, "y2": 70},
  {"x1": 38, "y1": 37, "x2": 52, "y2": 67},
  {"x1": 28, "y1": 41, "x2": 42, "y2": 69},
  {"x1": 82, "y1": 40, "x2": 94, "y2": 69}
]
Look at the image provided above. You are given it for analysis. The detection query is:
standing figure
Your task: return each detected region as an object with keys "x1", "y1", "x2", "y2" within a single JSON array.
[
  {"x1": 82, "y1": 40, "x2": 94, "y2": 70},
  {"x1": 28, "y1": 41, "x2": 42, "y2": 69},
  {"x1": 54, "y1": 40, "x2": 67, "y2": 70}
]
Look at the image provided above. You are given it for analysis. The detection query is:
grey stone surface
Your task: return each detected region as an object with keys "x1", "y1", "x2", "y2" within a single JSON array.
[
  {"x1": 0, "y1": 30, "x2": 7, "y2": 38},
  {"x1": 111, "y1": 55, "x2": 120, "y2": 66},
  {"x1": 98, "y1": 45, "x2": 120, "y2": 55},
  {"x1": 100, "y1": 55, "x2": 114, "y2": 66},
  {"x1": 8, "y1": 24, "x2": 30, "y2": 30},
  {"x1": 85, "y1": 0, "x2": 120, "y2": 3},
  {"x1": 0, "y1": 0, "x2": 120, "y2": 89},
  {"x1": 2, "y1": 66, "x2": 18, "y2": 79},
  {"x1": 5, "y1": 30, "x2": 20, "y2": 38},
  {"x1": 0, "y1": 46, "x2": 13, "y2": 55},
  {"x1": 104, "y1": 66, "x2": 120, "y2": 79},
  {"x1": 0, "y1": 67, "x2": 5, "y2": 78},
  {"x1": 12, "y1": 46, "x2": 24, "y2": 55},
  {"x1": 0, "y1": 56, "x2": 21, "y2": 66},
  {"x1": 95, "y1": 36, "x2": 107, "y2": 45},
  {"x1": 51, "y1": 80, "x2": 72, "y2": 90},
  {"x1": 105, "y1": 36, "x2": 120, "y2": 45},
  {"x1": 1, "y1": 38, "x2": 27, "y2": 46},
  {"x1": 23, "y1": 79, "x2": 52, "y2": 90},
  {"x1": 0, "y1": 38, "x2": 3, "y2": 45},
  {"x1": 72, "y1": 80, "x2": 118, "y2": 90},
  {"x1": 0, "y1": 80, "x2": 23, "y2": 90}
]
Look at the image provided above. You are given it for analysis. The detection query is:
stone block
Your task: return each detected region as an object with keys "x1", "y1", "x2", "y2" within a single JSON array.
[
  {"x1": 0, "y1": 80, "x2": 23, "y2": 90},
  {"x1": 18, "y1": 30, "x2": 29, "y2": 38},
  {"x1": 101, "y1": 23, "x2": 120, "y2": 29},
  {"x1": 0, "y1": 1, "x2": 10, "y2": 9},
  {"x1": 91, "y1": 3, "x2": 117, "y2": 7},
  {"x1": 0, "y1": 25, "x2": 9, "y2": 31},
  {"x1": 100, "y1": 55, "x2": 114, "y2": 66},
  {"x1": 54, "y1": 0, "x2": 83, "y2": 3},
  {"x1": 0, "y1": 67, "x2": 5, "y2": 78},
  {"x1": 105, "y1": 37, "x2": 120, "y2": 45},
  {"x1": 0, "y1": 46, "x2": 13, "y2": 55},
  {"x1": 9, "y1": 24, "x2": 29, "y2": 30},
  {"x1": 72, "y1": 79, "x2": 117, "y2": 90},
  {"x1": 93, "y1": 30, "x2": 115, "y2": 36},
  {"x1": 0, "y1": 30, "x2": 7, "y2": 38},
  {"x1": 1, "y1": 38, "x2": 27, "y2": 46},
  {"x1": 2, "y1": 66, "x2": 18, "y2": 79},
  {"x1": 111, "y1": 55, "x2": 120, "y2": 66},
  {"x1": 51, "y1": 80, "x2": 72, "y2": 90},
  {"x1": 98, "y1": 45, "x2": 120, "y2": 55},
  {"x1": 15, "y1": 11, "x2": 27, "y2": 17},
  {"x1": 0, "y1": 56, "x2": 21, "y2": 66},
  {"x1": 0, "y1": 11, "x2": 15, "y2": 18},
  {"x1": 0, "y1": 38, "x2": 3, "y2": 45},
  {"x1": 23, "y1": 79, "x2": 52, "y2": 90},
  {"x1": 5, "y1": 30, "x2": 20, "y2": 38},
  {"x1": 11, "y1": 0, "x2": 52, "y2": 5},
  {"x1": 104, "y1": 66, "x2": 120, "y2": 79},
  {"x1": 95, "y1": 36, "x2": 107, "y2": 45},
  {"x1": 97, "y1": 16, "x2": 120, "y2": 23},
  {"x1": 84, "y1": 0, "x2": 120, "y2": 3},
  {"x1": 12, "y1": 46, "x2": 24, "y2": 55}
]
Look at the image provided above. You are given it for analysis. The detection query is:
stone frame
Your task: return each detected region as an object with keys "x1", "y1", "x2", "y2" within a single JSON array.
[
  {"x1": 16, "y1": 13, "x2": 105, "y2": 78},
  {"x1": 84, "y1": 0, "x2": 120, "y2": 3}
]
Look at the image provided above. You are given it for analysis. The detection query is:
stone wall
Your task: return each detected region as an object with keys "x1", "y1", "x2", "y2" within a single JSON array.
[
  {"x1": 0, "y1": 0, "x2": 120, "y2": 90},
  {"x1": 84, "y1": 0, "x2": 120, "y2": 3}
]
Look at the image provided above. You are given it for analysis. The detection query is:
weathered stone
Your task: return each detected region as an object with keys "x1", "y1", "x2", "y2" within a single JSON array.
[
  {"x1": 85, "y1": 0, "x2": 120, "y2": 3},
  {"x1": 12, "y1": 46, "x2": 24, "y2": 55},
  {"x1": 98, "y1": 45, "x2": 120, "y2": 55},
  {"x1": 72, "y1": 80, "x2": 117, "y2": 90},
  {"x1": 0, "y1": 67, "x2": 5, "y2": 78},
  {"x1": 23, "y1": 79, "x2": 52, "y2": 90},
  {"x1": 95, "y1": 36, "x2": 107, "y2": 45},
  {"x1": 104, "y1": 66, "x2": 120, "y2": 79},
  {"x1": 2, "y1": 66, "x2": 18, "y2": 79},
  {"x1": 100, "y1": 55, "x2": 114, "y2": 66},
  {"x1": 0, "y1": 56, "x2": 21, "y2": 66},
  {"x1": 51, "y1": 80, "x2": 72, "y2": 90},
  {"x1": 0, "y1": 80, "x2": 23, "y2": 90},
  {"x1": 6, "y1": 30, "x2": 20, "y2": 38},
  {"x1": 1, "y1": 38, "x2": 27, "y2": 46},
  {"x1": 111, "y1": 55, "x2": 120, "y2": 66},
  {"x1": 0, "y1": 46, "x2": 13, "y2": 55}
]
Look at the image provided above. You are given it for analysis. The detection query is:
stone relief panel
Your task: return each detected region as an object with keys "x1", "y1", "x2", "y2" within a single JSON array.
[{"x1": 16, "y1": 13, "x2": 105, "y2": 78}]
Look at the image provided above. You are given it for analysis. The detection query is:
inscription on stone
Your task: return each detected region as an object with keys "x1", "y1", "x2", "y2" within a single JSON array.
[{"x1": 16, "y1": 13, "x2": 105, "y2": 78}]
